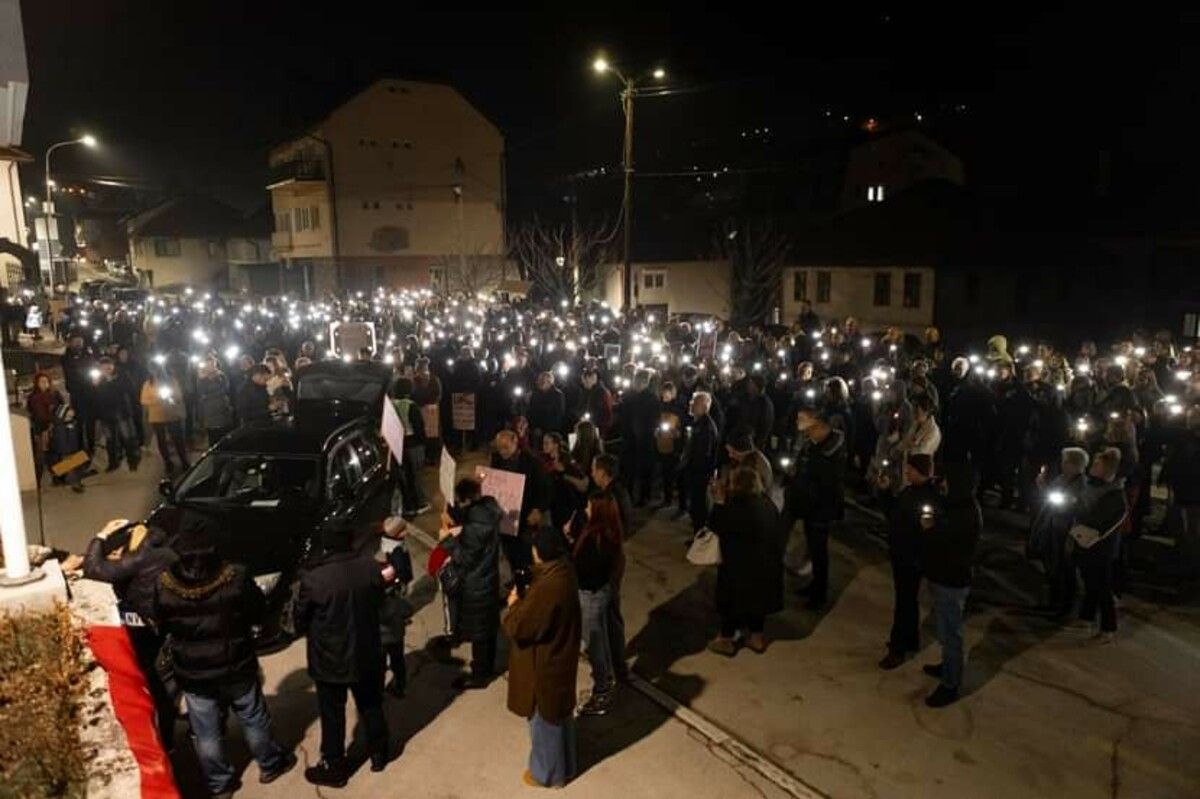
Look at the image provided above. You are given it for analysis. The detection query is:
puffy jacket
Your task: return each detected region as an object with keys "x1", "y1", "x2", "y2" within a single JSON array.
[
  {"x1": 196, "y1": 371, "x2": 233, "y2": 430},
  {"x1": 443, "y1": 497, "x2": 503, "y2": 642},
  {"x1": 785, "y1": 428, "x2": 847, "y2": 523},
  {"x1": 140, "y1": 378, "x2": 186, "y2": 424},
  {"x1": 295, "y1": 549, "x2": 385, "y2": 683},
  {"x1": 153, "y1": 560, "x2": 263, "y2": 693}
]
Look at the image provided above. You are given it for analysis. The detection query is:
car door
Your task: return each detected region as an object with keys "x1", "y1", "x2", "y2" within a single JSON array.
[{"x1": 347, "y1": 431, "x2": 394, "y2": 553}]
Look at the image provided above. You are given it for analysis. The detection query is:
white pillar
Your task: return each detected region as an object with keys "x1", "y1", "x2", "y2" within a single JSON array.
[{"x1": 0, "y1": 349, "x2": 30, "y2": 579}]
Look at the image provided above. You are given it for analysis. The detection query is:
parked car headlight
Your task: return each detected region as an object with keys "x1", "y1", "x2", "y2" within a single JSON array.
[{"x1": 254, "y1": 572, "x2": 281, "y2": 595}]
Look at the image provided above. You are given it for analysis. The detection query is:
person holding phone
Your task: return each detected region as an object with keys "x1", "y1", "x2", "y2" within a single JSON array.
[{"x1": 442, "y1": 477, "x2": 503, "y2": 691}]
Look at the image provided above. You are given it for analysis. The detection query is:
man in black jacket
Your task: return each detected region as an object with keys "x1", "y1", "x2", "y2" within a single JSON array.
[
  {"x1": 152, "y1": 515, "x2": 294, "y2": 796},
  {"x1": 527, "y1": 371, "x2": 566, "y2": 447},
  {"x1": 785, "y1": 408, "x2": 847, "y2": 610},
  {"x1": 84, "y1": 519, "x2": 179, "y2": 750},
  {"x1": 61, "y1": 334, "x2": 97, "y2": 452},
  {"x1": 235, "y1": 364, "x2": 271, "y2": 425},
  {"x1": 878, "y1": 453, "x2": 941, "y2": 669},
  {"x1": 920, "y1": 463, "x2": 982, "y2": 708},
  {"x1": 618, "y1": 369, "x2": 659, "y2": 506},
  {"x1": 680, "y1": 391, "x2": 720, "y2": 532},
  {"x1": 490, "y1": 429, "x2": 549, "y2": 572},
  {"x1": 93, "y1": 357, "x2": 141, "y2": 471},
  {"x1": 295, "y1": 523, "x2": 390, "y2": 786}
]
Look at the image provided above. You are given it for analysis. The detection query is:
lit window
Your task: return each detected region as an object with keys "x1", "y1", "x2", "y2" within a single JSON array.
[
  {"x1": 867, "y1": 186, "x2": 876, "y2": 202},
  {"x1": 876, "y1": 184, "x2": 886, "y2": 201}
]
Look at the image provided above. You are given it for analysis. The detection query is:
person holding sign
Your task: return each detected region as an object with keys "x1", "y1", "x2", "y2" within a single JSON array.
[
  {"x1": 491, "y1": 430, "x2": 549, "y2": 572},
  {"x1": 442, "y1": 478, "x2": 503, "y2": 691}
]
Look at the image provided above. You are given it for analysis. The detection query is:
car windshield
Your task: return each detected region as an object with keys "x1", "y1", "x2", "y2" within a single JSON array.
[{"x1": 175, "y1": 453, "x2": 320, "y2": 506}]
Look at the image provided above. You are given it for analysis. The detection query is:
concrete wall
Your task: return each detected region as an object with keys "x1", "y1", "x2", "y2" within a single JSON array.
[
  {"x1": 0, "y1": 159, "x2": 27, "y2": 287},
  {"x1": 271, "y1": 80, "x2": 505, "y2": 269},
  {"x1": 600, "y1": 260, "x2": 733, "y2": 317},
  {"x1": 782, "y1": 265, "x2": 935, "y2": 333},
  {"x1": 129, "y1": 236, "x2": 229, "y2": 289}
]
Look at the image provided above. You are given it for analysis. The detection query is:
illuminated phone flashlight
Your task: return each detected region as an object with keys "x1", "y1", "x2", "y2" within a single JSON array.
[
  {"x1": 152, "y1": 353, "x2": 166, "y2": 366},
  {"x1": 974, "y1": 365, "x2": 986, "y2": 376},
  {"x1": 753, "y1": 362, "x2": 763, "y2": 372},
  {"x1": 986, "y1": 368, "x2": 997, "y2": 379},
  {"x1": 513, "y1": 386, "x2": 525, "y2": 398},
  {"x1": 609, "y1": 356, "x2": 619, "y2": 366},
  {"x1": 780, "y1": 457, "x2": 792, "y2": 468},
  {"x1": 556, "y1": 364, "x2": 570, "y2": 379},
  {"x1": 632, "y1": 344, "x2": 643, "y2": 356},
  {"x1": 871, "y1": 390, "x2": 883, "y2": 401},
  {"x1": 1076, "y1": 417, "x2": 1089, "y2": 433},
  {"x1": 968, "y1": 354, "x2": 980, "y2": 364},
  {"x1": 583, "y1": 412, "x2": 592, "y2": 422},
  {"x1": 383, "y1": 353, "x2": 395, "y2": 365},
  {"x1": 779, "y1": 372, "x2": 788, "y2": 381},
  {"x1": 1134, "y1": 347, "x2": 1146, "y2": 357},
  {"x1": 647, "y1": 314, "x2": 657, "y2": 323},
  {"x1": 1056, "y1": 383, "x2": 1066, "y2": 392},
  {"x1": 881, "y1": 459, "x2": 890, "y2": 467},
  {"x1": 920, "y1": 504, "x2": 934, "y2": 515},
  {"x1": 1078, "y1": 361, "x2": 1091, "y2": 373},
  {"x1": 1177, "y1": 370, "x2": 1192, "y2": 382},
  {"x1": 1109, "y1": 412, "x2": 1120, "y2": 420},
  {"x1": 151, "y1": 314, "x2": 163, "y2": 325},
  {"x1": 660, "y1": 422, "x2": 671, "y2": 433},
  {"x1": 1048, "y1": 490, "x2": 1066, "y2": 507},
  {"x1": 445, "y1": 358, "x2": 454, "y2": 368},
  {"x1": 820, "y1": 352, "x2": 830, "y2": 362},
  {"x1": 1033, "y1": 358, "x2": 1045, "y2": 368},
  {"x1": 720, "y1": 365, "x2": 731, "y2": 376},
  {"x1": 621, "y1": 377, "x2": 632, "y2": 389},
  {"x1": 1114, "y1": 355, "x2": 1128, "y2": 367},
  {"x1": 805, "y1": 388, "x2": 816, "y2": 399},
  {"x1": 157, "y1": 386, "x2": 173, "y2": 401},
  {"x1": 89, "y1": 368, "x2": 101, "y2": 382},
  {"x1": 1170, "y1": 403, "x2": 1184, "y2": 416},
  {"x1": 889, "y1": 344, "x2": 898, "y2": 353},
  {"x1": 681, "y1": 353, "x2": 693, "y2": 365}
]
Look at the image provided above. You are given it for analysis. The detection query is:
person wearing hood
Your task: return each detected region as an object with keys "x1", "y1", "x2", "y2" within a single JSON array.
[
  {"x1": 784, "y1": 407, "x2": 847, "y2": 609},
  {"x1": 294, "y1": 518, "x2": 390, "y2": 786},
  {"x1": 85, "y1": 519, "x2": 180, "y2": 749},
  {"x1": 986, "y1": 334, "x2": 1015, "y2": 370},
  {"x1": 919, "y1": 463, "x2": 982, "y2": 708},
  {"x1": 943, "y1": 359, "x2": 997, "y2": 468},
  {"x1": 152, "y1": 514, "x2": 295, "y2": 796},
  {"x1": 440, "y1": 477, "x2": 504, "y2": 691},
  {"x1": 870, "y1": 379, "x2": 914, "y2": 491}
]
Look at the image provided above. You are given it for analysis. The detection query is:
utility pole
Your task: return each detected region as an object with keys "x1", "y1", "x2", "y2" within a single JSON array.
[{"x1": 621, "y1": 86, "x2": 634, "y2": 311}]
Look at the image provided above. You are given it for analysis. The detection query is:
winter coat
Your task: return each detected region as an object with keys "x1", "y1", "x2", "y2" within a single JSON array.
[
  {"x1": 884, "y1": 480, "x2": 942, "y2": 566},
  {"x1": 1073, "y1": 476, "x2": 1129, "y2": 560},
  {"x1": 1161, "y1": 430, "x2": 1200, "y2": 506},
  {"x1": 575, "y1": 382, "x2": 614, "y2": 433},
  {"x1": 785, "y1": 428, "x2": 846, "y2": 523},
  {"x1": 153, "y1": 560, "x2": 263, "y2": 694},
  {"x1": 681, "y1": 413, "x2": 720, "y2": 478},
  {"x1": 236, "y1": 381, "x2": 270, "y2": 424},
  {"x1": 619, "y1": 389, "x2": 659, "y2": 450},
  {"x1": 711, "y1": 493, "x2": 784, "y2": 618},
  {"x1": 921, "y1": 464, "x2": 981, "y2": 588},
  {"x1": 443, "y1": 497, "x2": 503, "y2": 642},
  {"x1": 902, "y1": 415, "x2": 942, "y2": 458},
  {"x1": 528, "y1": 386, "x2": 566, "y2": 435},
  {"x1": 84, "y1": 527, "x2": 178, "y2": 624},
  {"x1": 746, "y1": 393, "x2": 776, "y2": 451},
  {"x1": 196, "y1": 371, "x2": 234, "y2": 430},
  {"x1": 26, "y1": 384, "x2": 62, "y2": 434},
  {"x1": 295, "y1": 549, "x2": 385, "y2": 684},
  {"x1": 572, "y1": 521, "x2": 621, "y2": 592},
  {"x1": 140, "y1": 378, "x2": 185, "y2": 425},
  {"x1": 502, "y1": 557, "x2": 582, "y2": 724},
  {"x1": 412, "y1": 373, "x2": 442, "y2": 406}
]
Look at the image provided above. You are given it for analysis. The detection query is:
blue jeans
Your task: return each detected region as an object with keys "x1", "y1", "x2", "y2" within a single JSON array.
[
  {"x1": 579, "y1": 584, "x2": 613, "y2": 693},
  {"x1": 931, "y1": 582, "x2": 969, "y2": 690},
  {"x1": 529, "y1": 710, "x2": 577, "y2": 786},
  {"x1": 184, "y1": 682, "x2": 288, "y2": 794}
]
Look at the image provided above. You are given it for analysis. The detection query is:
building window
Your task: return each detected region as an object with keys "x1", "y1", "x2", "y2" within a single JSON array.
[
  {"x1": 903, "y1": 272, "x2": 922, "y2": 308},
  {"x1": 310, "y1": 206, "x2": 320, "y2": 229},
  {"x1": 793, "y1": 270, "x2": 807, "y2": 302},
  {"x1": 430, "y1": 266, "x2": 444, "y2": 290},
  {"x1": 867, "y1": 186, "x2": 876, "y2": 202},
  {"x1": 876, "y1": 184, "x2": 885, "y2": 201},
  {"x1": 372, "y1": 202, "x2": 380, "y2": 210},
  {"x1": 867, "y1": 184, "x2": 886, "y2": 203},
  {"x1": 816, "y1": 270, "x2": 831, "y2": 303},
  {"x1": 873, "y1": 272, "x2": 891, "y2": 306},
  {"x1": 642, "y1": 270, "x2": 666, "y2": 290},
  {"x1": 965, "y1": 272, "x2": 980, "y2": 305},
  {"x1": 153, "y1": 238, "x2": 180, "y2": 257},
  {"x1": 207, "y1": 240, "x2": 219, "y2": 258}
]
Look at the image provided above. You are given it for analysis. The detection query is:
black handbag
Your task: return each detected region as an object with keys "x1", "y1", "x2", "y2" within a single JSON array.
[{"x1": 438, "y1": 559, "x2": 465, "y2": 597}]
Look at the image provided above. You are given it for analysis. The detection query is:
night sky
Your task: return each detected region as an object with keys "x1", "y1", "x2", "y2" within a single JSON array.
[{"x1": 19, "y1": 4, "x2": 1200, "y2": 227}]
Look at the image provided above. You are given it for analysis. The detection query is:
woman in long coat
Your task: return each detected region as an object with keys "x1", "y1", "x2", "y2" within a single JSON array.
[
  {"x1": 707, "y1": 466, "x2": 784, "y2": 656},
  {"x1": 441, "y1": 479, "x2": 503, "y2": 689}
]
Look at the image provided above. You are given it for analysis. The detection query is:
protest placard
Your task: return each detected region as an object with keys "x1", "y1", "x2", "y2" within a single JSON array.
[
  {"x1": 475, "y1": 466, "x2": 526, "y2": 537},
  {"x1": 381, "y1": 398, "x2": 404, "y2": 465},
  {"x1": 439, "y1": 447, "x2": 457, "y2": 506},
  {"x1": 451, "y1": 393, "x2": 476, "y2": 431}
]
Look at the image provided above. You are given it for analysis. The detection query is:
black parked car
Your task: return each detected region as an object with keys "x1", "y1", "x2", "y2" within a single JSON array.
[{"x1": 148, "y1": 361, "x2": 395, "y2": 643}]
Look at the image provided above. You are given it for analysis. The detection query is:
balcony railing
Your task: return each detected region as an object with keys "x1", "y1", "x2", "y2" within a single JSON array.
[
  {"x1": 267, "y1": 159, "x2": 325, "y2": 188},
  {"x1": 271, "y1": 230, "x2": 292, "y2": 249}
]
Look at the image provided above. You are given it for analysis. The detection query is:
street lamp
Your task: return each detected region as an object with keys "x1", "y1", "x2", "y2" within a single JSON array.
[
  {"x1": 593, "y1": 54, "x2": 665, "y2": 311},
  {"x1": 42, "y1": 134, "x2": 97, "y2": 290}
]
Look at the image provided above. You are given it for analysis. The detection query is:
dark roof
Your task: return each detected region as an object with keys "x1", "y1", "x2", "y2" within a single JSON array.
[{"x1": 126, "y1": 195, "x2": 244, "y2": 238}]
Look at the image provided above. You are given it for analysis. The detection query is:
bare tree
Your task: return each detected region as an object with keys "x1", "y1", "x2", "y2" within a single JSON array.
[
  {"x1": 432, "y1": 244, "x2": 508, "y2": 297},
  {"x1": 714, "y1": 217, "x2": 790, "y2": 328},
  {"x1": 509, "y1": 215, "x2": 620, "y2": 303}
]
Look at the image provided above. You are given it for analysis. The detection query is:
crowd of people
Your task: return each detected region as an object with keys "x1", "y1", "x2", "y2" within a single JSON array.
[{"x1": 54, "y1": 283, "x2": 1199, "y2": 794}]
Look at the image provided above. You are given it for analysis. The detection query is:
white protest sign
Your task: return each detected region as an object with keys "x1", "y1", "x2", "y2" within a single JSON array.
[
  {"x1": 439, "y1": 446, "x2": 457, "y2": 507},
  {"x1": 381, "y1": 398, "x2": 404, "y2": 465},
  {"x1": 451, "y1": 392, "x2": 476, "y2": 431},
  {"x1": 329, "y1": 321, "x2": 377, "y2": 356},
  {"x1": 475, "y1": 466, "x2": 526, "y2": 537},
  {"x1": 569, "y1": 432, "x2": 577, "y2": 451}
]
